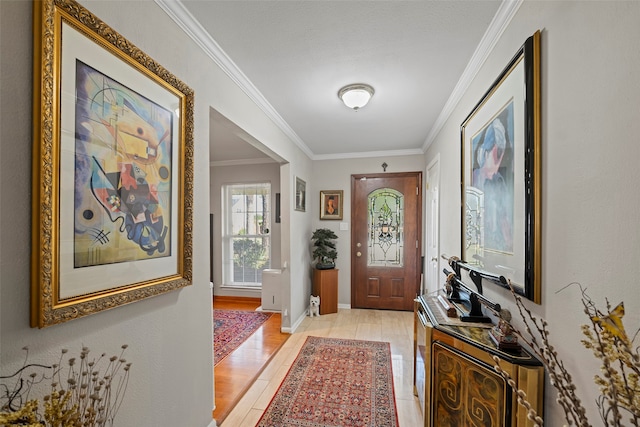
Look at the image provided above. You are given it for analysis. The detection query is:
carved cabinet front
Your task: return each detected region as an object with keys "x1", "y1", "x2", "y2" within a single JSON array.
[{"x1": 414, "y1": 296, "x2": 544, "y2": 427}]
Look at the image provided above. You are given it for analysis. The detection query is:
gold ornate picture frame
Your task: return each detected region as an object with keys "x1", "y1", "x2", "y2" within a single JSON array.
[{"x1": 31, "y1": 0, "x2": 194, "y2": 328}]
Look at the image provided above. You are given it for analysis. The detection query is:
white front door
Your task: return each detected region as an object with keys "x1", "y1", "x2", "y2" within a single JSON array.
[{"x1": 426, "y1": 155, "x2": 440, "y2": 294}]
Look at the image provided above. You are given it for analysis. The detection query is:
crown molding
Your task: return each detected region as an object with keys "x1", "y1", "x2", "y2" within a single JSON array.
[
  {"x1": 312, "y1": 148, "x2": 424, "y2": 161},
  {"x1": 209, "y1": 157, "x2": 278, "y2": 168},
  {"x1": 422, "y1": 0, "x2": 523, "y2": 152},
  {"x1": 155, "y1": 0, "x2": 314, "y2": 159}
]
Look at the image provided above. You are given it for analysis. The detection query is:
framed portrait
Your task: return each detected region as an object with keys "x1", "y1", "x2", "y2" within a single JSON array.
[
  {"x1": 460, "y1": 30, "x2": 541, "y2": 304},
  {"x1": 319, "y1": 190, "x2": 344, "y2": 220},
  {"x1": 295, "y1": 176, "x2": 306, "y2": 212},
  {"x1": 31, "y1": 0, "x2": 194, "y2": 328}
]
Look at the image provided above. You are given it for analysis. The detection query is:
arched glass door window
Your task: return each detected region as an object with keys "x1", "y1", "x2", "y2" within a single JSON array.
[{"x1": 368, "y1": 188, "x2": 404, "y2": 267}]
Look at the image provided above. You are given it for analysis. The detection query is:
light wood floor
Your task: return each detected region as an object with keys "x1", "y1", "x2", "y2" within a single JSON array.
[
  {"x1": 212, "y1": 297, "x2": 289, "y2": 424},
  {"x1": 219, "y1": 307, "x2": 423, "y2": 426}
]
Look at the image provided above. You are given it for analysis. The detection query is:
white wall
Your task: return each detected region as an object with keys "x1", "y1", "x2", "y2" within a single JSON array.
[
  {"x1": 425, "y1": 1, "x2": 640, "y2": 424},
  {"x1": 210, "y1": 162, "x2": 282, "y2": 299},
  {"x1": 0, "y1": 1, "x2": 312, "y2": 425},
  {"x1": 286, "y1": 156, "x2": 314, "y2": 330},
  {"x1": 311, "y1": 155, "x2": 426, "y2": 306}
]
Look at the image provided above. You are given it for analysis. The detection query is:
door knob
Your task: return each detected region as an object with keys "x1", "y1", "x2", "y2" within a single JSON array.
[
  {"x1": 356, "y1": 251, "x2": 362, "y2": 257},
  {"x1": 431, "y1": 257, "x2": 437, "y2": 261}
]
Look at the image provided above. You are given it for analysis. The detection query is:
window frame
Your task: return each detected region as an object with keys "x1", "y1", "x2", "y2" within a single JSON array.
[{"x1": 222, "y1": 182, "x2": 272, "y2": 288}]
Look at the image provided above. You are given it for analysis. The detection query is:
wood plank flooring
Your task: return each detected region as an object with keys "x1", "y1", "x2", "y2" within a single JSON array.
[
  {"x1": 213, "y1": 296, "x2": 289, "y2": 424},
  {"x1": 219, "y1": 307, "x2": 423, "y2": 426}
]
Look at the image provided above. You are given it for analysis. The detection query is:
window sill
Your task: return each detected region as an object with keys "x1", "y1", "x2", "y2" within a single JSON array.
[{"x1": 220, "y1": 284, "x2": 262, "y2": 290}]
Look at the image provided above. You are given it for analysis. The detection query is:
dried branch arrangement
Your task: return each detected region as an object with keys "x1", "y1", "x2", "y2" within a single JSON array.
[
  {"x1": 493, "y1": 355, "x2": 544, "y2": 426},
  {"x1": 0, "y1": 345, "x2": 131, "y2": 427},
  {"x1": 497, "y1": 281, "x2": 639, "y2": 427}
]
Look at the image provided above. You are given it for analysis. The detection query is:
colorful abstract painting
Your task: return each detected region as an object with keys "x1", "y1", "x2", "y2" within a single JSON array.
[
  {"x1": 73, "y1": 61, "x2": 173, "y2": 268},
  {"x1": 471, "y1": 101, "x2": 514, "y2": 253}
]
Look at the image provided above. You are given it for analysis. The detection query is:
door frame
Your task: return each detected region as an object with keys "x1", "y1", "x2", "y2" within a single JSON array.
[
  {"x1": 426, "y1": 155, "x2": 440, "y2": 295},
  {"x1": 349, "y1": 172, "x2": 423, "y2": 310}
]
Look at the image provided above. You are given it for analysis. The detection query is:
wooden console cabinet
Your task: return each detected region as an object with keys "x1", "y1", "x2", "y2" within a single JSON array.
[
  {"x1": 414, "y1": 294, "x2": 544, "y2": 427},
  {"x1": 312, "y1": 268, "x2": 338, "y2": 315}
]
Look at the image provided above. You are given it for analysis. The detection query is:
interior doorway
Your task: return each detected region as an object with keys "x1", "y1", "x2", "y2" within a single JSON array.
[
  {"x1": 209, "y1": 108, "x2": 290, "y2": 423},
  {"x1": 426, "y1": 155, "x2": 440, "y2": 295},
  {"x1": 209, "y1": 108, "x2": 285, "y2": 300}
]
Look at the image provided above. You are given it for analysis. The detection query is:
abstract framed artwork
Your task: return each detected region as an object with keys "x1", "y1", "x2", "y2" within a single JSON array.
[
  {"x1": 460, "y1": 30, "x2": 541, "y2": 304},
  {"x1": 295, "y1": 176, "x2": 306, "y2": 212},
  {"x1": 319, "y1": 190, "x2": 343, "y2": 220},
  {"x1": 31, "y1": 0, "x2": 194, "y2": 328}
]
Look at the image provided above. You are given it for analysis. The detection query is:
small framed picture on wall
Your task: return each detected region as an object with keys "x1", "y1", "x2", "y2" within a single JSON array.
[
  {"x1": 295, "y1": 176, "x2": 306, "y2": 212},
  {"x1": 320, "y1": 190, "x2": 343, "y2": 220}
]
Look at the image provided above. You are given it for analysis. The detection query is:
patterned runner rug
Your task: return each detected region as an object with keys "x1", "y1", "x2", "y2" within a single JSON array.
[
  {"x1": 214, "y1": 309, "x2": 272, "y2": 366},
  {"x1": 256, "y1": 336, "x2": 399, "y2": 427}
]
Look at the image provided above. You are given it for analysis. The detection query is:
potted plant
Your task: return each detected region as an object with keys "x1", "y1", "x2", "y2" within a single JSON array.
[{"x1": 311, "y1": 228, "x2": 338, "y2": 270}]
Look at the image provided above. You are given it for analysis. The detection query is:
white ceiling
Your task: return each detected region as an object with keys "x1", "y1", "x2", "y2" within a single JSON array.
[{"x1": 162, "y1": 0, "x2": 512, "y2": 163}]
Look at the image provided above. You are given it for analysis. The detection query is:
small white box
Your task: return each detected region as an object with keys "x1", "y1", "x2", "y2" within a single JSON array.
[{"x1": 261, "y1": 269, "x2": 282, "y2": 311}]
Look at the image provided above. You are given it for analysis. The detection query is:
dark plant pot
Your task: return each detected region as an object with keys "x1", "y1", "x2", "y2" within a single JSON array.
[{"x1": 316, "y1": 263, "x2": 335, "y2": 270}]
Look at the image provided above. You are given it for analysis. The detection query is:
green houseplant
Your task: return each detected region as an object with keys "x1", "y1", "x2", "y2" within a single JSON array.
[{"x1": 311, "y1": 228, "x2": 338, "y2": 270}]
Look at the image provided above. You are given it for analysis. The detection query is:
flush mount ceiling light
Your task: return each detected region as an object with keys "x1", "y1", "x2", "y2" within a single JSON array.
[{"x1": 338, "y1": 83, "x2": 375, "y2": 111}]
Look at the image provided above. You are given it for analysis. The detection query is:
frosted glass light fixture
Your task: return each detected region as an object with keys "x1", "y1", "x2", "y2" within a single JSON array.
[{"x1": 338, "y1": 83, "x2": 375, "y2": 111}]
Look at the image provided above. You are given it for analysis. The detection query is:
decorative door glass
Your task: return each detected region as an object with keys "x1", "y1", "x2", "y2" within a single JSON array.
[
  {"x1": 464, "y1": 187, "x2": 484, "y2": 262},
  {"x1": 368, "y1": 188, "x2": 404, "y2": 267}
]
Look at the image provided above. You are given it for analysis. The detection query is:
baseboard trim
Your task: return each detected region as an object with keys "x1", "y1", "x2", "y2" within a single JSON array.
[
  {"x1": 213, "y1": 295, "x2": 261, "y2": 304},
  {"x1": 282, "y1": 311, "x2": 307, "y2": 334}
]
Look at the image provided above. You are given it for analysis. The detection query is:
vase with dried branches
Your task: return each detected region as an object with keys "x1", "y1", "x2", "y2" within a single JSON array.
[
  {"x1": 0, "y1": 345, "x2": 132, "y2": 427},
  {"x1": 493, "y1": 282, "x2": 639, "y2": 427}
]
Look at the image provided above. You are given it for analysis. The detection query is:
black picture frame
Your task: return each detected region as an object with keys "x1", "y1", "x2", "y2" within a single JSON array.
[{"x1": 460, "y1": 31, "x2": 541, "y2": 304}]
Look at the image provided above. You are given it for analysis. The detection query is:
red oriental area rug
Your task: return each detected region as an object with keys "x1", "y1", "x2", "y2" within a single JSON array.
[
  {"x1": 214, "y1": 309, "x2": 272, "y2": 366},
  {"x1": 256, "y1": 336, "x2": 399, "y2": 427}
]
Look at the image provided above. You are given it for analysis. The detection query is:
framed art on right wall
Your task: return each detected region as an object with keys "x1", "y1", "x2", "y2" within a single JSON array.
[{"x1": 460, "y1": 30, "x2": 541, "y2": 304}]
